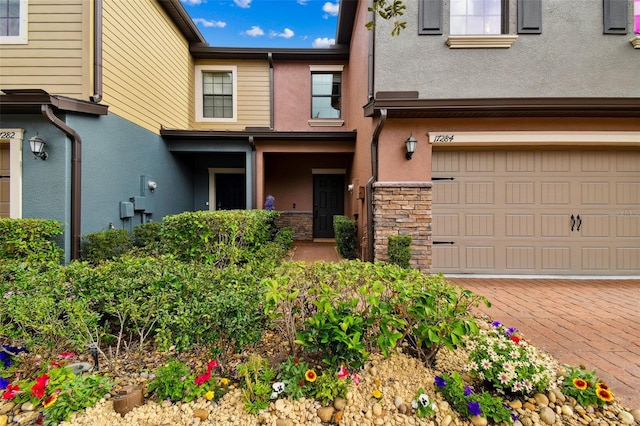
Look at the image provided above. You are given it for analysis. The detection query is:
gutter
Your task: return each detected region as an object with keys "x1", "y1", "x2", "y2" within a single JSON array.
[
  {"x1": 42, "y1": 105, "x2": 83, "y2": 261},
  {"x1": 366, "y1": 108, "x2": 386, "y2": 262},
  {"x1": 90, "y1": 0, "x2": 103, "y2": 103}
]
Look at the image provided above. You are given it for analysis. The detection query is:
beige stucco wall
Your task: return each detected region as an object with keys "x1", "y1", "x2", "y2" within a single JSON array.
[
  {"x1": 0, "y1": 0, "x2": 91, "y2": 98},
  {"x1": 102, "y1": 0, "x2": 193, "y2": 133}
]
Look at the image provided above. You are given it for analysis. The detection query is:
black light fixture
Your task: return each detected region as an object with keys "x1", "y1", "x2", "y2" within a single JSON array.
[
  {"x1": 405, "y1": 134, "x2": 417, "y2": 160},
  {"x1": 29, "y1": 134, "x2": 48, "y2": 160}
]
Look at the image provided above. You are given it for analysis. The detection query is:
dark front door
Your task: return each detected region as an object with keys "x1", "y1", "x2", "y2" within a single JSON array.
[
  {"x1": 313, "y1": 174, "x2": 344, "y2": 238},
  {"x1": 215, "y1": 174, "x2": 245, "y2": 210}
]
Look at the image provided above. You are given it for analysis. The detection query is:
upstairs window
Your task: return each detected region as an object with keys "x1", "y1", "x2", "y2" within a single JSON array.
[
  {"x1": 195, "y1": 65, "x2": 237, "y2": 122},
  {"x1": 450, "y1": 0, "x2": 505, "y2": 35},
  {"x1": 0, "y1": 0, "x2": 27, "y2": 44},
  {"x1": 311, "y1": 72, "x2": 341, "y2": 119}
]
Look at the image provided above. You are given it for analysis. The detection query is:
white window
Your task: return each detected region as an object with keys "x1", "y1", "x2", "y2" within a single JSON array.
[
  {"x1": 195, "y1": 65, "x2": 237, "y2": 123},
  {"x1": 0, "y1": 0, "x2": 27, "y2": 44},
  {"x1": 450, "y1": 0, "x2": 503, "y2": 35}
]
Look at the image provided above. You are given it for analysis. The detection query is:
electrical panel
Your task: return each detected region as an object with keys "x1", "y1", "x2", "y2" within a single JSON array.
[{"x1": 119, "y1": 202, "x2": 134, "y2": 219}]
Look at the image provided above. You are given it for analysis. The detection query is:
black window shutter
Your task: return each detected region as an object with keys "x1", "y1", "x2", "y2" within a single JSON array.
[
  {"x1": 518, "y1": 0, "x2": 542, "y2": 34},
  {"x1": 603, "y1": 0, "x2": 628, "y2": 34},
  {"x1": 419, "y1": 0, "x2": 443, "y2": 35}
]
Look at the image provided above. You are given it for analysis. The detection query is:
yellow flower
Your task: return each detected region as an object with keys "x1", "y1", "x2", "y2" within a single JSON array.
[
  {"x1": 43, "y1": 393, "x2": 58, "y2": 408},
  {"x1": 305, "y1": 370, "x2": 317, "y2": 382},
  {"x1": 596, "y1": 388, "x2": 614, "y2": 402},
  {"x1": 572, "y1": 378, "x2": 587, "y2": 390},
  {"x1": 372, "y1": 389, "x2": 382, "y2": 399},
  {"x1": 204, "y1": 390, "x2": 215, "y2": 401},
  {"x1": 220, "y1": 378, "x2": 230, "y2": 386}
]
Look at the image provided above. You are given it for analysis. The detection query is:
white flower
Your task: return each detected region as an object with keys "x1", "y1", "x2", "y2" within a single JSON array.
[
  {"x1": 270, "y1": 391, "x2": 279, "y2": 400},
  {"x1": 411, "y1": 400, "x2": 419, "y2": 409},
  {"x1": 431, "y1": 402, "x2": 437, "y2": 411},
  {"x1": 481, "y1": 359, "x2": 491, "y2": 369},
  {"x1": 418, "y1": 393, "x2": 430, "y2": 407},
  {"x1": 272, "y1": 382, "x2": 285, "y2": 394}
]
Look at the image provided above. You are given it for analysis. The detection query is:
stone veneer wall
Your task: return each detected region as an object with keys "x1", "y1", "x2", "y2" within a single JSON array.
[
  {"x1": 274, "y1": 211, "x2": 313, "y2": 241},
  {"x1": 372, "y1": 182, "x2": 432, "y2": 271}
]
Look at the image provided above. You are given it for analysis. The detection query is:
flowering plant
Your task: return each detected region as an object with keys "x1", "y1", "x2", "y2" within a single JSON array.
[
  {"x1": 435, "y1": 372, "x2": 514, "y2": 424},
  {"x1": 466, "y1": 321, "x2": 556, "y2": 396},
  {"x1": 308, "y1": 368, "x2": 352, "y2": 405},
  {"x1": 148, "y1": 358, "x2": 226, "y2": 403},
  {"x1": 275, "y1": 356, "x2": 312, "y2": 399},
  {"x1": 411, "y1": 387, "x2": 436, "y2": 418},
  {"x1": 561, "y1": 365, "x2": 614, "y2": 406}
]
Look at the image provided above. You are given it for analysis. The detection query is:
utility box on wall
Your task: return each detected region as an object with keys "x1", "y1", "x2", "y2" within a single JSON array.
[
  {"x1": 120, "y1": 202, "x2": 134, "y2": 219},
  {"x1": 131, "y1": 196, "x2": 146, "y2": 211}
]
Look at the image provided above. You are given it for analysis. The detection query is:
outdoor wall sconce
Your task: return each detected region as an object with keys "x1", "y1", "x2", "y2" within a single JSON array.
[
  {"x1": 148, "y1": 180, "x2": 157, "y2": 192},
  {"x1": 405, "y1": 134, "x2": 417, "y2": 160},
  {"x1": 29, "y1": 134, "x2": 48, "y2": 160}
]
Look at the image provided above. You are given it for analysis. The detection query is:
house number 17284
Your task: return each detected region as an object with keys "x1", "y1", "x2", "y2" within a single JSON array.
[{"x1": 432, "y1": 134, "x2": 454, "y2": 142}]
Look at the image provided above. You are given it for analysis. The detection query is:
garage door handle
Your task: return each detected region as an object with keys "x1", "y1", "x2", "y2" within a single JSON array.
[
  {"x1": 432, "y1": 177, "x2": 455, "y2": 181},
  {"x1": 570, "y1": 214, "x2": 576, "y2": 231},
  {"x1": 576, "y1": 215, "x2": 582, "y2": 231},
  {"x1": 433, "y1": 241, "x2": 455, "y2": 245}
]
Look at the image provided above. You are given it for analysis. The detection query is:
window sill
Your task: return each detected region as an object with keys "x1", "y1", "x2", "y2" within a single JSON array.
[
  {"x1": 446, "y1": 35, "x2": 518, "y2": 49},
  {"x1": 308, "y1": 119, "x2": 344, "y2": 127},
  {"x1": 631, "y1": 36, "x2": 640, "y2": 49}
]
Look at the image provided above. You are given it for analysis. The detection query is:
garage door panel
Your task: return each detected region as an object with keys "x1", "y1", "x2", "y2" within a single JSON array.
[
  {"x1": 433, "y1": 246, "x2": 460, "y2": 269},
  {"x1": 579, "y1": 214, "x2": 609, "y2": 237},
  {"x1": 581, "y1": 152, "x2": 610, "y2": 172},
  {"x1": 433, "y1": 213, "x2": 459, "y2": 237},
  {"x1": 433, "y1": 181, "x2": 459, "y2": 204},
  {"x1": 465, "y1": 214, "x2": 494, "y2": 237},
  {"x1": 506, "y1": 214, "x2": 534, "y2": 237},
  {"x1": 541, "y1": 214, "x2": 570, "y2": 237},
  {"x1": 465, "y1": 182, "x2": 493, "y2": 204},
  {"x1": 616, "y1": 152, "x2": 640, "y2": 172},
  {"x1": 616, "y1": 216, "x2": 640, "y2": 237},
  {"x1": 506, "y1": 151, "x2": 535, "y2": 172},
  {"x1": 506, "y1": 246, "x2": 535, "y2": 270},
  {"x1": 541, "y1": 247, "x2": 571, "y2": 270},
  {"x1": 506, "y1": 182, "x2": 534, "y2": 204},
  {"x1": 617, "y1": 248, "x2": 640, "y2": 270},
  {"x1": 581, "y1": 247, "x2": 610, "y2": 270},
  {"x1": 541, "y1": 182, "x2": 570, "y2": 204},
  {"x1": 581, "y1": 182, "x2": 609, "y2": 205},
  {"x1": 465, "y1": 151, "x2": 494, "y2": 172},
  {"x1": 541, "y1": 151, "x2": 570, "y2": 172},
  {"x1": 433, "y1": 151, "x2": 460, "y2": 172},
  {"x1": 466, "y1": 246, "x2": 494, "y2": 269},
  {"x1": 616, "y1": 183, "x2": 640, "y2": 205}
]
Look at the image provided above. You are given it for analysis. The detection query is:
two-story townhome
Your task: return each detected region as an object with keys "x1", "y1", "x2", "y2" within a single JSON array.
[
  {"x1": 0, "y1": 0, "x2": 356, "y2": 261},
  {"x1": 343, "y1": 0, "x2": 640, "y2": 275}
]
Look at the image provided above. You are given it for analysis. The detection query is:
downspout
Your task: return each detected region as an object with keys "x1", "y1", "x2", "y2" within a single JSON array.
[
  {"x1": 365, "y1": 108, "x2": 386, "y2": 262},
  {"x1": 367, "y1": 0, "x2": 375, "y2": 101},
  {"x1": 268, "y1": 52, "x2": 274, "y2": 129},
  {"x1": 90, "y1": 0, "x2": 103, "y2": 103},
  {"x1": 42, "y1": 105, "x2": 83, "y2": 261},
  {"x1": 248, "y1": 136, "x2": 256, "y2": 209}
]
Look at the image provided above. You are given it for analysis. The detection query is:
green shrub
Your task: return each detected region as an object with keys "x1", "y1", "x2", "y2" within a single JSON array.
[
  {"x1": 133, "y1": 222, "x2": 162, "y2": 247},
  {"x1": 0, "y1": 218, "x2": 63, "y2": 263},
  {"x1": 80, "y1": 229, "x2": 133, "y2": 264},
  {"x1": 333, "y1": 215, "x2": 358, "y2": 259},
  {"x1": 160, "y1": 210, "x2": 280, "y2": 266},
  {"x1": 388, "y1": 235, "x2": 412, "y2": 268}
]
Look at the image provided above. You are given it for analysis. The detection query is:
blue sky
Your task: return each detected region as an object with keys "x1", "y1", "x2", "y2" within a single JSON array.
[{"x1": 180, "y1": 0, "x2": 341, "y2": 48}]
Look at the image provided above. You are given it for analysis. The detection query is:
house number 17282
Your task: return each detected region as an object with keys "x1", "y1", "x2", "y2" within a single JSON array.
[{"x1": 0, "y1": 132, "x2": 16, "y2": 138}]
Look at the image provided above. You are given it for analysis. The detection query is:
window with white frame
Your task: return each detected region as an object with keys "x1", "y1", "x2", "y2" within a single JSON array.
[
  {"x1": 450, "y1": 0, "x2": 504, "y2": 35},
  {"x1": 0, "y1": 0, "x2": 27, "y2": 44},
  {"x1": 195, "y1": 65, "x2": 237, "y2": 122},
  {"x1": 311, "y1": 71, "x2": 342, "y2": 119}
]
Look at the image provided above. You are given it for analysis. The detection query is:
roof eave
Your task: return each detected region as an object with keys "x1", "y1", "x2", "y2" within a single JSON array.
[
  {"x1": 0, "y1": 90, "x2": 109, "y2": 115},
  {"x1": 157, "y1": 0, "x2": 207, "y2": 45},
  {"x1": 161, "y1": 128, "x2": 357, "y2": 141},
  {"x1": 364, "y1": 97, "x2": 640, "y2": 118}
]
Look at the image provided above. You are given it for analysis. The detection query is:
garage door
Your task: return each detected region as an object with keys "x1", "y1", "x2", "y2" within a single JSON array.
[
  {"x1": 0, "y1": 143, "x2": 9, "y2": 218},
  {"x1": 432, "y1": 149, "x2": 640, "y2": 275}
]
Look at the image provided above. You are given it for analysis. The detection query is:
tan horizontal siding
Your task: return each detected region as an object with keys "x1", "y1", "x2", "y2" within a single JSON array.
[
  {"x1": 191, "y1": 60, "x2": 270, "y2": 130},
  {"x1": 102, "y1": 0, "x2": 192, "y2": 133},
  {"x1": 0, "y1": 0, "x2": 89, "y2": 98}
]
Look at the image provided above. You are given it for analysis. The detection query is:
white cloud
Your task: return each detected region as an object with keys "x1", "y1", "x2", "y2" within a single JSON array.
[
  {"x1": 297, "y1": 0, "x2": 309, "y2": 4},
  {"x1": 193, "y1": 18, "x2": 226, "y2": 28},
  {"x1": 181, "y1": 0, "x2": 203, "y2": 5},
  {"x1": 244, "y1": 26, "x2": 265, "y2": 37},
  {"x1": 270, "y1": 28, "x2": 294, "y2": 39},
  {"x1": 312, "y1": 37, "x2": 334, "y2": 48},
  {"x1": 234, "y1": 0, "x2": 252, "y2": 8},
  {"x1": 322, "y1": 2, "x2": 339, "y2": 17}
]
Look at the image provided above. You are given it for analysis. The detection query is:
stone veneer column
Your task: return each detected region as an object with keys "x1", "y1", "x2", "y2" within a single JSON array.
[{"x1": 372, "y1": 182, "x2": 432, "y2": 272}]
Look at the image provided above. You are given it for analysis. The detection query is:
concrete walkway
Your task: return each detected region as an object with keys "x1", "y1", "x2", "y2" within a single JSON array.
[{"x1": 291, "y1": 242, "x2": 639, "y2": 408}]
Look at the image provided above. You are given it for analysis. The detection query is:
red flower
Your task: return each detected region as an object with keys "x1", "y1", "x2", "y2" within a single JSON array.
[
  {"x1": 59, "y1": 352, "x2": 76, "y2": 359},
  {"x1": 337, "y1": 365, "x2": 349, "y2": 379},
  {"x1": 195, "y1": 372, "x2": 211, "y2": 386},
  {"x1": 2, "y1": 384, "x2": 20, "y2": 400},
  {"x1": 298, "y1": 379, "x2": 305, "y2": 387},
  {"x1": 294, "y1": 357, "x2": 299, "y2": 366},
  {"x1": 31, "y1": 385, "x2": 45, "y2": 398},
  {"x1": 35, "y1": 374, "x2": 49, "y2": 388},
  {"x1": 510, "y1": 335, "x2": 520, "y2": 345},
  {"x1": 207, "y1": 360, "x2": 219, "y2": 371}
]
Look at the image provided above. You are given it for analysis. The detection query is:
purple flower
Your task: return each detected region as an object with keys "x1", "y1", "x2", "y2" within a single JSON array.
[
  {"x1": 468, "y1": 401, "x2": 482, "y2": 416},
  {"x1": 491, "y1": 320, "x2": 502, "y2": 328},
  {"x1": 505, "y1": 327, "x2": 516, "y2": 336},
  {"x1": 0, "y1": 345, "x2": 26, "y2": 368},
  {"x1": 180, "y1": 376, "x2": 186, "y2": 382},
  {"x1": 511, "y1": 413, "x2": 518, "y2": 421},
  {"x1": 464, "y1": 386, "x2": 473, "y2": 396},
  {"x1": 0, "y1": 376, "x2": 9, "y2": 389},
  {"x1": 434, "y1": 376, "x2": 446, "y2": 388}
]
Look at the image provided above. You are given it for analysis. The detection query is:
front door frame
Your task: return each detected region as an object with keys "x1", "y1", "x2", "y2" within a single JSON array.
[
  {"x1": 0, "y1": 128, "x2": 23, "y2": 218},
  {"x1": 208, "y1": 167, "x2": 245, "y2": 211},
  {"x1": 312, "y1": 168, "x2": 345, "y2": 239}
]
